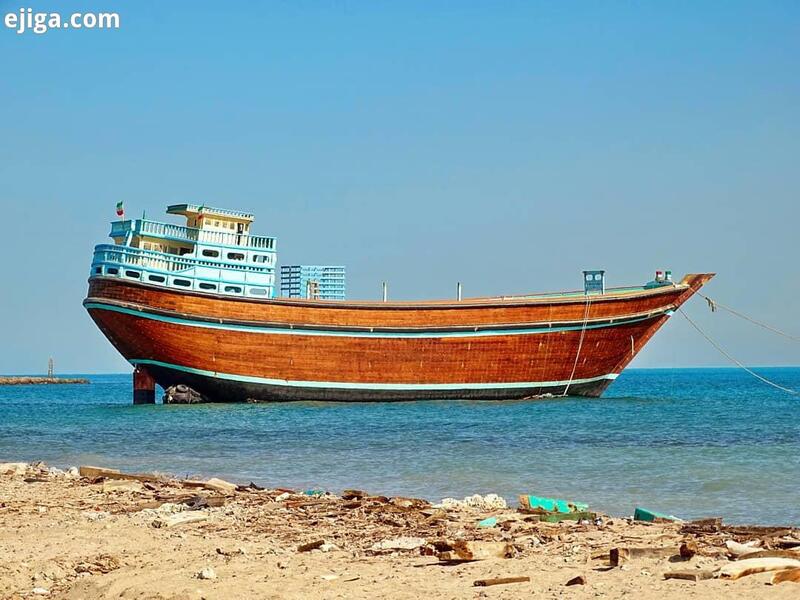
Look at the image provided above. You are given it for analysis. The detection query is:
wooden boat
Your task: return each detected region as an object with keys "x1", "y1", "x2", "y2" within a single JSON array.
[{"x1": 84, "y1": 205, "x2": 714, "y2": 402}]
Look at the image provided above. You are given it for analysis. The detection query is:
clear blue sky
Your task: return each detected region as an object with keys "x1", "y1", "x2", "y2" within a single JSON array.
[{"x1": 1, "y1": 1, "x2": 798, "y2": 374}]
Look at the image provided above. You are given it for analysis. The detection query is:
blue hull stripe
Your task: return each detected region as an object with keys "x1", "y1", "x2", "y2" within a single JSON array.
[
  {"x1": 85, "y1": 301, "x2": 664, "y2": 339},
  {"x1": 131, "y1": 358, "x2": 619, "y2": 391}
]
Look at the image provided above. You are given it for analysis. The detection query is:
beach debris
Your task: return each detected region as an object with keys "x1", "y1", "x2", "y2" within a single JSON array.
[
  {"x1": 152, "y1": 512, "x2": 209, "y2": 528},
  {"x1": 633, "y1": 507, "x2": 680, "y2": 523},
  {"x1": 0, "y1": 462, "x2": 28, "y2": 475},
  {"x1": 435, "y1": 540, "x2": 515, "y2": 562},
  {"x1": 772, "y1": 568, "x2": 800, "y2": 584},
  {"x1": 738, "y1": 549, "x2": 800, "y2": 560},
  {"x1": 664, "y1": 570, "x2": 714, "y2": 582},
  {"x1": 320, "y1": 574, "x2": 339, "y2": 581},
  {"x1": 609, "y1": 546, "x2": 680, "y2": 567},
  {"x1": 303, "y1": 489, "x2": 325, "y2": 497},
  {"x1": 679, "y1": 540, "x2": 698, "y2": 559},
  {"x1": 718, "y1": 557, "x2": 800, "y2": 580},
  {"x1": 79, "y1": 465, "x2": 159, "y2": 483},
  {"x1": 519, "y1": 495, "x2": 588, "y2": 514},
  {"x1": 102, "y1": 479, "x2": 144, "y2": 493},
  {"x1": 369, "y1": 537, "x2": 427, "y2": 552},
  {"x1": 31, "y1": 587, "x2": 50, "y2": 596},
  {"x1": 437, "y1": 494, "x2": 507, "y2": 511},
  {"x1": 531, "y1": 511, "x2": 596, "y2": 524},
  {"x1": 203, "y1": 478, "x2": 238, "y2": 495},
  {"x1": 66, "y1": 466, "x2": 80, "y2": 478},
  {"x1": 319, "y1": 543, "x2": 338, "y2": 553},
  {"x1": 297, "y1": 540, "x2": 326, "y2": 553},
  {"x1": 473, "y1": 576, "x2": 530, "y2": 587},
  {"x1": 565, "y1": 575, "x2": 586, "y2": 586},
  {"x1": 82, "y1": 510, "x2": 110, "y2": 521},
  {"x1": 477, "y1": 517, "x2": 498, "y2": 528},
  {"x1": 197, "y1": 567, "x2": 217, "y2": 580},
  {"x1": 75, "y1": 554, "x2": 121, "y2": 575},
  {"x1": 342, "y1": 489, "x2": 368, "y2": 500},
  {"x1": 725, "y1": 539, "x2": 761, "y2": 557},
  {"x1": 275, "y1": 492, "x2": 292, "y2": 501}
]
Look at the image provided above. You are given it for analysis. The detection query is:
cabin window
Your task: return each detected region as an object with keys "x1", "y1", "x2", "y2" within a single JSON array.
[
  {"x1": 125, "y1": 270, "x2": 141, "y2": 279},
  {"x1": 179, "y1": 248, "x2": 193, "y2": 256},
  {"x1": 227, "y1": 252, "x2": 245, "y2": 261},
  {"x1": 174, "y1": 279, "x2": 191, "y2": 287},
  {"x1": 107, "y1": 267, "x2": 119, "y2": 275},
  {"x1": 202, "y1": 249, "x2": 220, "y2": 258},
  {"x1": 253, "y1": 254, "x2": 270, "y2": 264},
  {"x1": 148, "y1": 274, "x2": 166, "y2": 283},
  {"x1": 199, "y1": 282, "x2": 217, "y2": 291},
  {"x1": 94, "y1": 267, "x2": 102, "y2": 274},
  {"x1": 224, "y1": 285, "x2": 242, "y2": 293},
  {"x1": 249, "y1": 288, "x2": 268, "y2": 296}
]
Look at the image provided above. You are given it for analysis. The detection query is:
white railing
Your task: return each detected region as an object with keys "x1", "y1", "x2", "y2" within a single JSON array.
[{"x1": 110, "y1": 219, "x2": 276, "y2": 250}]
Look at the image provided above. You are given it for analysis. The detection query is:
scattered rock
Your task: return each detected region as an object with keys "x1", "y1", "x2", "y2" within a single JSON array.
[
  {"x1": 435, "y1": 540, "x2": 515, "y2": 562},
  {"x1": 31, "y1": 588, "x2": 49, "y2": 596},
  {"x1": 75, "y1": 554, "x2": 121, "y2": 575},
  {"x1": 566, "y1": 575, "x2": 586, "y2": 586},
  {"x1": 153, "y1": 512, "x2": 209, "y2": 528},
  {"x1": 664, "y1": 570, "x2": 714, "y2": 582},
  {"x1": 0, "y1": 462, "x2": 28, "y2": 475},
  {"x1": 197, "y1": 567, "x2": 217, "y2": 580}
]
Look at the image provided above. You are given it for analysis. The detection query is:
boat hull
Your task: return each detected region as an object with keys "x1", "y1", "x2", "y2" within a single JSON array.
[{"x1": 84, "y1": 274, "x2": 713, "y2": 402}]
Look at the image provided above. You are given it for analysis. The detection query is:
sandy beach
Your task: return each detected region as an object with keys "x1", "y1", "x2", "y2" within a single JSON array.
[{"x1": 1, "y1": 462, "x2": 798, "y2": 599}]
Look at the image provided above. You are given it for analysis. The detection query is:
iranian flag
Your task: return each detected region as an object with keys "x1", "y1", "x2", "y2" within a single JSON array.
[
  {"x1": 197, "y1": 204, "x2": 205, "y2": 221},
  {"x1": 116, "y1": 201, "x2": 124, "y2": 217}
]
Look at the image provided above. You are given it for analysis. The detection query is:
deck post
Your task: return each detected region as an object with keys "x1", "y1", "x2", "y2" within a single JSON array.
[{"x1": 133, "y1": 366, "x2": 156, "y2": 405}]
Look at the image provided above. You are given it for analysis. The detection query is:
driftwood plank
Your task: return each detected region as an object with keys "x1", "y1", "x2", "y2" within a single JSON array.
[
  {"x1": 473, "y1": 576, "x2": 530, "y2": 587},
  {"x1": 664, "y1": 570, "x2": 714, "y2": 582},
  {"x1": 772, "y1": 568, "x2": 800, "y2": 584},
  {"x1": 718, "y1": 558, "x2": 800, "y2": 580}
]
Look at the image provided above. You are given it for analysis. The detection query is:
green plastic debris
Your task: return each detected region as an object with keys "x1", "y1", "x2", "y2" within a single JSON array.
[
  {"x1": 519, "y1": 495, "x2": 589, "y2": 514},
  {"x1": 633, "y1": 507, "x2": 680, "y2": 522},
  {"x1": 303, "y1": 489, "x2": 325, "y2": 497},
  {"x1": 477, "y1": 516, "x2": 498, "y2": 528}
]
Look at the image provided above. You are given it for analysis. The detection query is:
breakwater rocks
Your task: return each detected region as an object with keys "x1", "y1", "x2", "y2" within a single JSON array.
[{"x1": 0, "y1": 376, "x2": 89, "y2": 385}]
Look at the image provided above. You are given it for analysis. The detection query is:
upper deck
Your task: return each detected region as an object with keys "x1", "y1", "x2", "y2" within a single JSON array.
[
  {"x1": 110, "y1": 219, "x2": 276, "y2": 250},
  {"x1": 91, "y1": 204, "x2": 278, "y2": 298}
]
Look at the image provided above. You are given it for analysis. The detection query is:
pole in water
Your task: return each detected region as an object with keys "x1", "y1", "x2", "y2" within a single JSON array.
[
  {"x1": 47, "y1": 357, "x2": 54, "y2": 379},
  {"x1": 457, "y1": 282, "x2": 462, "y2": 301},
  {"x1": 133, "y1": 366, "x2": 156, "y2": 404},
  {"x1": 382, "y1": 281, "x2": 388, "y2": 302}
]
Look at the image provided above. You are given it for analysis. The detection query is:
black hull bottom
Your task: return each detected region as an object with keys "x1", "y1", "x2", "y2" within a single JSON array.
[{"x1": 144, "y1": 364, "x2": 614, "y2": 403}]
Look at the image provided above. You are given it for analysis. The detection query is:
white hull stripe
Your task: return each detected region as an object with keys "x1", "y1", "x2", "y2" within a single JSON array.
[
  {"x1": 131, "y1": 358, "x2": 618, "y2": 391},
  {"x1": 85, "y1": 301, "x2": 664, "y2": 339}
]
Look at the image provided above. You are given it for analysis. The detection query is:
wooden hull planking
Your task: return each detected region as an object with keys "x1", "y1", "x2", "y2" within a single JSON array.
[{"x1": 84, "y1": 274, "x2": 714, "y2": 402}]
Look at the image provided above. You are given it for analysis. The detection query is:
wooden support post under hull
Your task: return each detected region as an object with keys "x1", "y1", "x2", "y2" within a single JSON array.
[{"x1": 133, "y1": 366, "x2": 156, "y2": 405}]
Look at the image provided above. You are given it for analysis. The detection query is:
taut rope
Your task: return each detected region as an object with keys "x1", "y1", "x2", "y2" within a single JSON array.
[
  {"x1": 698, "y1": 293, "x2": 800, "y2": 343},
  {"x1": 678, "y1": 308, "x2": 797, "y2": 395},
  {"x1": 563, "y1": 294, "x2": 593, "y2": 397}
]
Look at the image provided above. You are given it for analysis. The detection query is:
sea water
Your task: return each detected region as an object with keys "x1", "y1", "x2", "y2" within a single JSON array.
[{"x1": 1, "y1": 368, "x2": 798, "y2": 525}]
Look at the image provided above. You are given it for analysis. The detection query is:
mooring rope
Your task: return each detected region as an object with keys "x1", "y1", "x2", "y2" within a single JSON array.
[
  {"x1": 678, "y1": 308, "x2": 798, "y2": 395},
  {"x1": 563, "y1": 294, "x2": 593, "y2": 397},
  {"x1": 699, "y1": 293, "x2": 800, "y2": 343}
]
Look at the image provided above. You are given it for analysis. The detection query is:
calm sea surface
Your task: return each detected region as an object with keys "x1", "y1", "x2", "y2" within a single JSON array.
[{"x1": 1, "y1": 368, "x2": 798, "y2": 525}]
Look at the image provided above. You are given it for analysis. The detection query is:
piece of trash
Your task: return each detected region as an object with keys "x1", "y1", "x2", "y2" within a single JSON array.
[
  {"x1": 275, "y1": 492, "x2": 291, "y2": 501},
  {"x1": 477, "y1": 517, "x2": 498, "y2": 528},
  {"x1": 473, "y1": 576, "x2": 530, "y2": 587},
  {"x1": 197, "y1": 567, "x2": 217, "y2": 580},
  {"x1": 320, "y1": 574, "x2": 339, "y2": 581},
  {"x1": 203, "y1": 478, "x2": 238, "y2": 495},
  {"x1": 297, "y1": 540, "x2": 325, "y2": 553},
  {"x1": 772, "y1": 568, "x2": 800, "y2": 584},
  {"x1": 303, "y1": 489, "x2": 325, "y2": 497},
  {"x1": 609, "y1": 546, "x2": 681, "y2": 567},
  {"x1": 565, "y1": 575, "x2": 586, "y2": 586},
  {"x1": 664, "y1": 570, "x2": 714, "y2": 582},
  {"x1": 718, "y1": 557, "x2": 800, "y2": 581},
  {"x1": 435, "y1": 540, "x2": 514, "y2": 562},
  {"x1": 519, "y1": 495, "x2": 589, "y2": 514},
  {"x1": 633, "y1": 507, "x2": 680, "y2": 523},
  {"x1": 31, "y1": 588, "x2": 49, "y2": 596}
]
